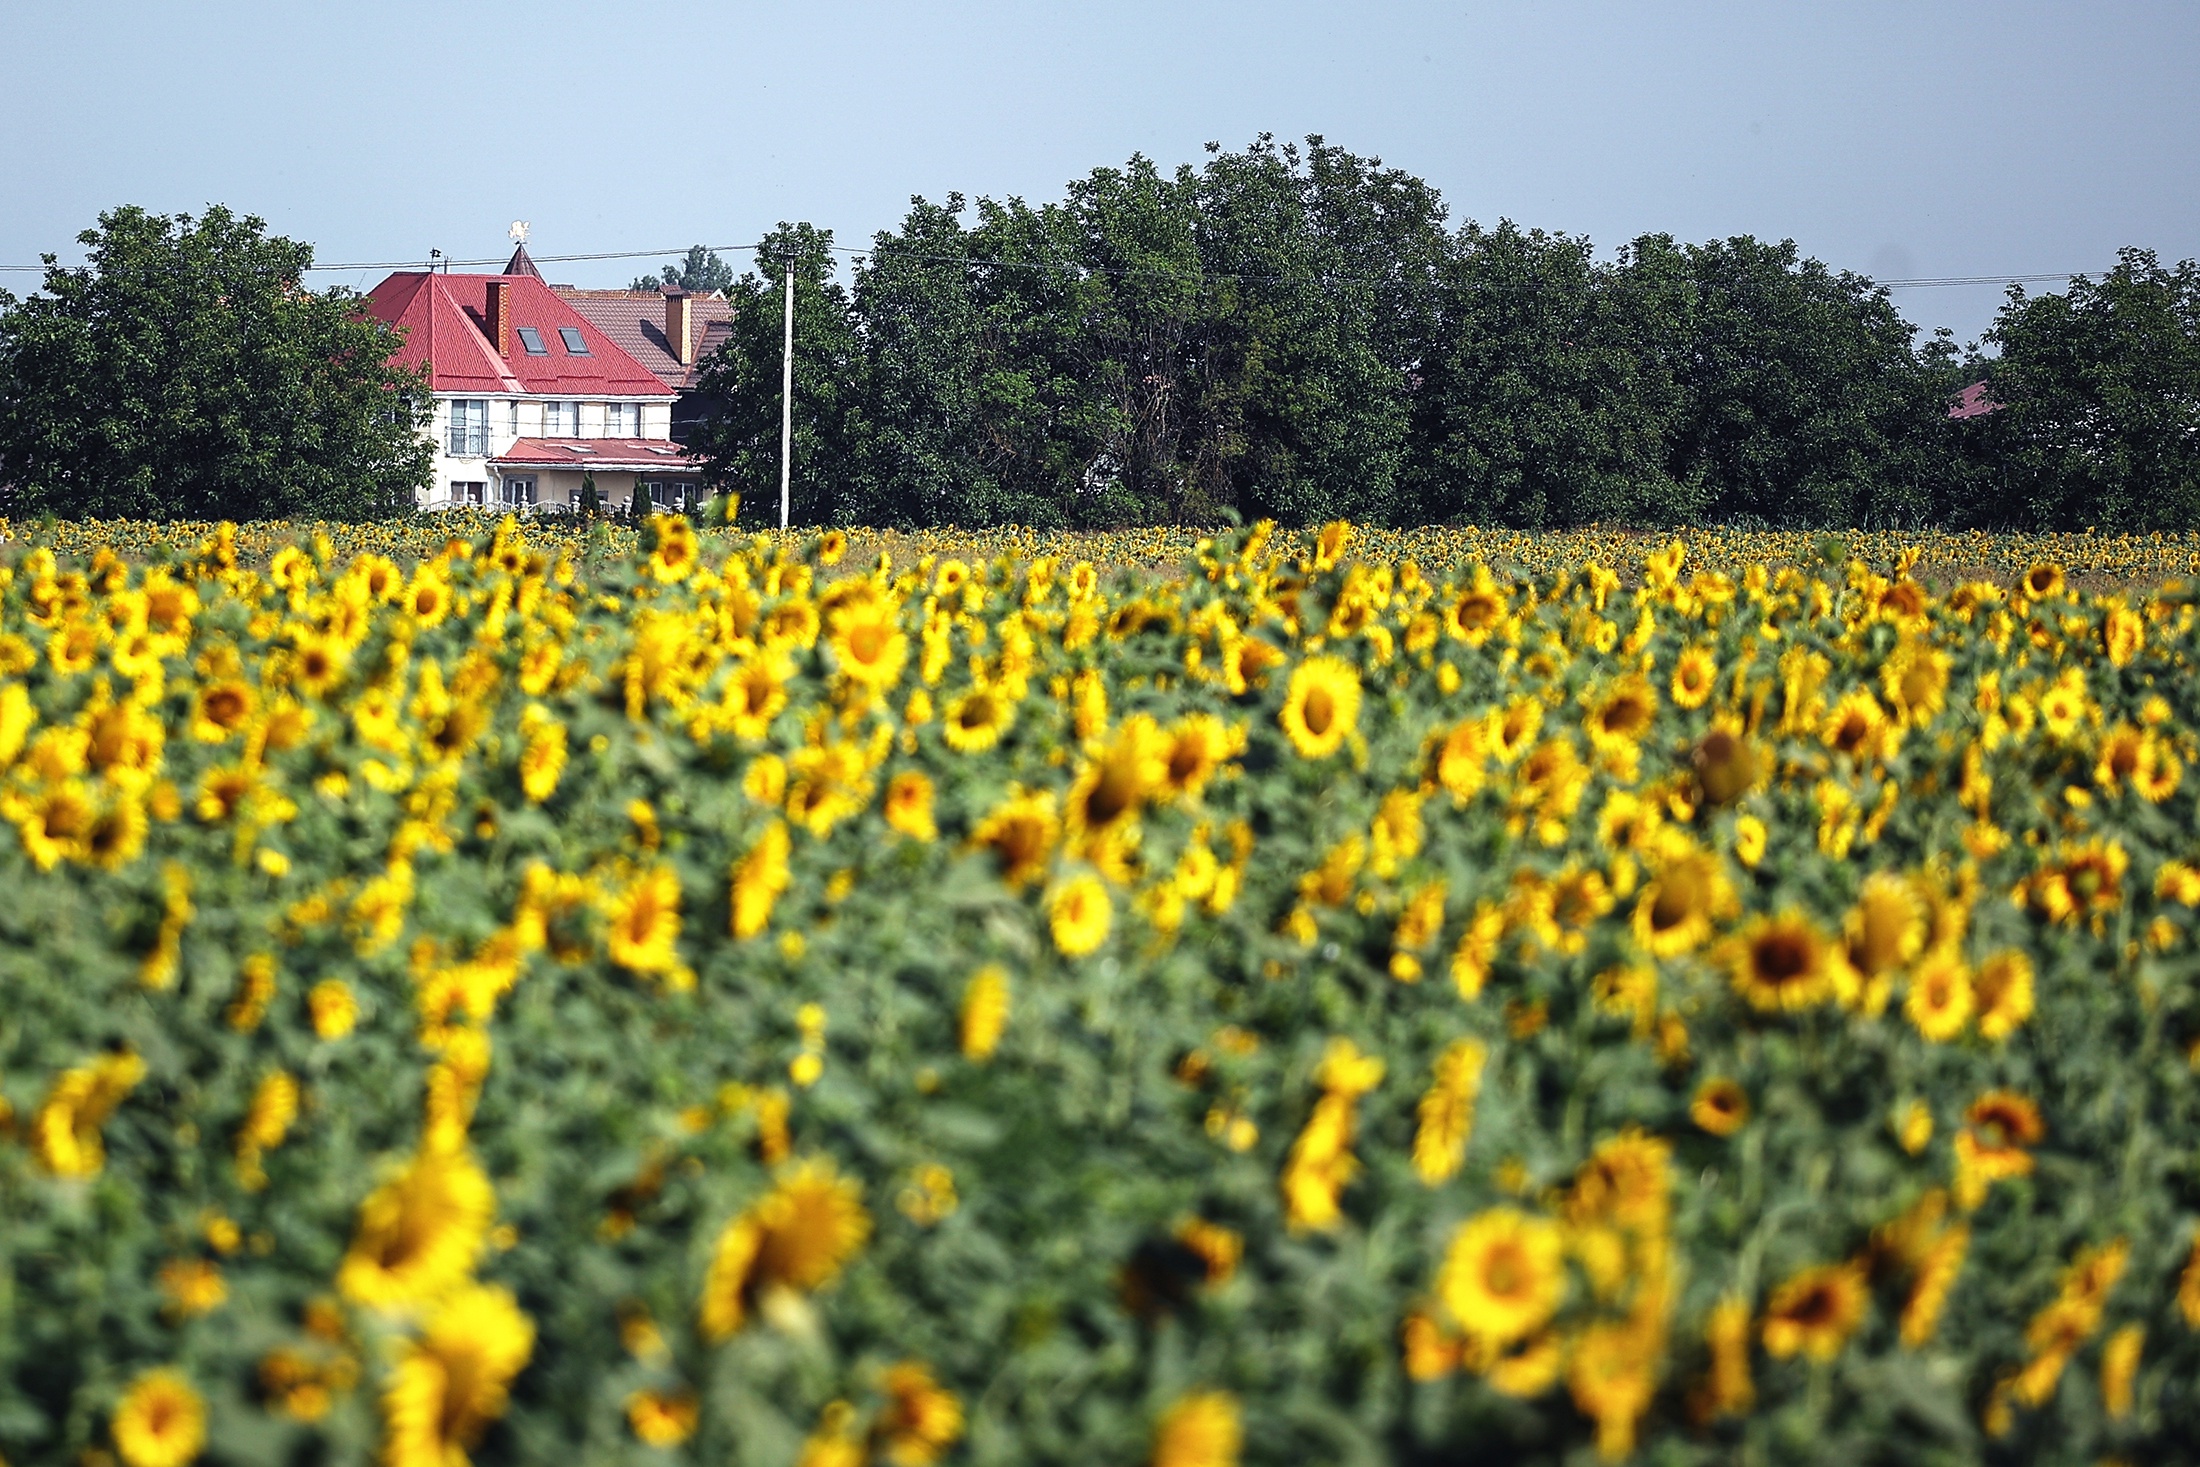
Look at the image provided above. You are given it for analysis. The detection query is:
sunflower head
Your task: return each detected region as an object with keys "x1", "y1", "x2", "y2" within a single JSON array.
[
  {"x1": 1691, "y1": 728, "x2": 1758, "y2": 806},
  {"x1": 1279, "y1": 655, "x2": 1362, "y2": 760},
  {"x1": 1691, "y1": 1078, "x2": 1750, "y2": 1137},
  {"x1": 1762, "y1": 1262, "x2": 1868, "y2": 1361},
  {"x1": 1726, "y1": 912, "x2": 1834, "y2": 1013},
  {"x1": 1437, "y1": 1207, "x2": 1566, "y2": 1348}
]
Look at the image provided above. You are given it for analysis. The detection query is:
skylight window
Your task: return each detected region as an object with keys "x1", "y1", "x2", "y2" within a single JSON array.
[
  {"x1": 558, "y1": 326, "x2": 589, "y2": 354},
  {"x1": 515, "y1": 326, "x2": 546, "y2": 355}
]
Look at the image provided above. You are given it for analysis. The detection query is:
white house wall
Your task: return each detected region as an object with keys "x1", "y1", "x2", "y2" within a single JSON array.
[{"x1": 418, "y1": 393, "x2": 676, "y2": 509}]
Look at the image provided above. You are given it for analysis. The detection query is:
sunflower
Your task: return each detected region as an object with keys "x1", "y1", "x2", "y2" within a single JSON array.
[
  {"x1": 1436, "y1": 1208, "x2": 1566, "y2": 1348},
  {"x1": 1444, "y1": 569, "x2": 1508, "y2": 647},
  {"x1": 1690, "y1": 1078, "x2": 1750, "y2": 1137},
  {"x1": 1669, "y1": 646, "x2": 1718, "y2": 709},
  {"x1": 1954, "y1": 1094, "x2": 2044, "y2": 1211},
  {"x1": 941, "y1": 684, "x2": 1016, "y2": 753},
  {"x1": 31, "y1": 1050, "x2": 144, "y2": 1177},
  {"x1": 1900, "y1": 1224, "x2": 1970, "y2": 1348},
  {"x1": 381, "y1": 1283, "x2": 536, "y2": 1467},
  {"x1": 1821, "y1": 689, "x2": 1895, "y2": 762},
  {"x1": 645, "y1": 516, "x2": 700, "y2": 583},
  {"x1": 2020, "y1": 838, "x2": 2128, "y2": 925},
  {"x1": 718, "y1": 652, "x2": 791, "y2": 741},
  {"x1": 10, "y1": 779, "x2": 96, "y2": 870},
  {"x1": 1048, "y1": 873, "x2": 1112, "y2": 957},
  {"x1": 1761, "y1": 1261, "x2": 1867, "y2": 1362},
  {"x1": 970, "y1": 789, "x2": 1058, "y2": 889},
  {"x1": 1846, "y1": 871, "x2": 1926, "y2": 977},
  {"x1": 883, "y1": 770, "x2": 937, "y2": 841},
  {"x1": 1278, "y1": 655, "x2": 1361, "y2": 759},
  {"x1": 828, "y1": 598, "x2": 909, "y2": 690},
  {"x1": 1973, "y1": 950, "x2": 2035, "y2": 1040},
  {"x1": 402, "y1": 567, "x2": 453, "y2": 628},
  {"x1": 1693, "y1": 1297, "x2": 1755, "y2": 1421},
  {"x1": 2038, "y1": 669, "x2": 2089, "y2": 740},
  {"x1": 959, "y1": 966, "x2": 1009, "y2": 1061},
  {"x1": 1066, "y1": 714, "x2": 1167, "y2": 842},
  {"x1": 1150, "y1": 1392, "x2": 1240, "y2": 1467},
  {"x1": 1412, "y1": 1038, "x2": 1487, "y2": 1184},
  {"x1": 516, "y1": 707, "x2": 568, "y2": 804},
  {"x1": 1631, "y1": 836, "x2": 1732, "y2": 957},
  {"x1": 1585, "y1": 677, "x2": 1657, "y2": 754},
  {"x1": 1432, "y1": 718, "x2": 1488, "y2": 802},
  {"x1": 605, "y1": 865, "x2": 684, "y2": 979},
  {"x1": 1882, "y1": 641, "x2": 1951, "y2": 725},
  {"x1": 2022, "y1": 561, "x2": 2065, "y2": 599},
  {"x1": 1488, "y1": 696, "x2": 1543, "y2": 764},
  {"x1": 626, "y1": 1388, "x2": 699, "y2": 1446},
  {"x1": 1158, "y1": 713, "x2": 1237, "y2": 801},
  {"x1": 1725, "y1": 911, "x2": 1835, "y2": 1013},
  {"x1": 1690, "y1": 727, "x2": 1758, "y2": 806},
  {"x1": 731, "y1": 821, "x2": 793, "y2": 939},
  {"x1": 1567, "y1": 1320, "x2": 1658, "y2": 1462},
  {"x1": 876, "y1": 1362, "x2": 965, "y2": 1467},
  {"x1": 752, "y1": 1156, "x2": 872, "y2": 1294},
  {"x1": 112, "y1": 1367, "x2": 206, "y2": 1467},
  {"x1": 1904, "y1": 953, "x2": 1973, "y2": 1042},
  {"x1": 335, "y1": 1147, "x2": 495, "y2": 1308}
]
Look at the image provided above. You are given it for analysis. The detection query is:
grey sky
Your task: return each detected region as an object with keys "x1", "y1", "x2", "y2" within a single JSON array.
[{"x1": 3, "y1": 0, "x2": 2194, "y2": 346}]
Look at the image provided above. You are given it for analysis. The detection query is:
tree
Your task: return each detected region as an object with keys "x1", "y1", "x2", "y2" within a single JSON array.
[
  {"x1": 1404, "y1": 222, "x2": 1687, "y2": 528},
  {"x1": 683, "y1": 226, "x2": 862, "y2": 526},
  {"x1": 1619, "y1": 234, "x2": 1946, "y2": 528},
  {"x1": 1967, "y1": 249, "x2": 2200, "y2": 530},
  {"x1": 630, "y1": 246, "x2": 735, "y2": 295},
  {"x1": 0, "y1": 205, "x2": 431, "y2": 521}
]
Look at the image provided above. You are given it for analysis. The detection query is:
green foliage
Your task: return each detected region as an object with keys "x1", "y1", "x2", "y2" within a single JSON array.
[
  {"x1": 0, "y1": 206, "x2": 432, "y2": 521},
  {"x1": 1967, "y1": 250, "x2": 2200, "y2": 531},
  {"x1": 631, "y1": 246, "x2": 737, "y2": 296},
  {"x1": 684, "y1": 225, "x2": 862, "y2": 527},
  {"x1": 672, "y1": 139, "x2": 2197, "y2": 534}
]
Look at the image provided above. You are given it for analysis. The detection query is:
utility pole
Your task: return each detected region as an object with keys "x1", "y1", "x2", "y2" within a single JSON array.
[{"x1": 779, "y1": 257, "x2": 794, "y2": 531}]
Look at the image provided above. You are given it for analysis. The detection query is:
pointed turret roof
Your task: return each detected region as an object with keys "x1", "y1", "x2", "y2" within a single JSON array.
[{"x1": 503, "y1": 242, "x2": 543, "y2": 279}]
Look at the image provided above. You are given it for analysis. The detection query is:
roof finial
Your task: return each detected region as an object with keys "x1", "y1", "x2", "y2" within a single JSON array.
[{"x1": 509, "y1": 220, "x2": 531, "y2": 244}]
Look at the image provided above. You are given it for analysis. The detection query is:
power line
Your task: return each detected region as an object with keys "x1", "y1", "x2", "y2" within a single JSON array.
[
  {"x1": 0, "y1": 243, "x2": 765, "y2": 275},
  {"x1": 0, "y1": 236, "x2": 2106, "y2": 292}
]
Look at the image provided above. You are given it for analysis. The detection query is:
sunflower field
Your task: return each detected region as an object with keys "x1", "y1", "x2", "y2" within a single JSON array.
[{"x1": 2, "y1": 514, "x2": 2199, "y2": 1467}]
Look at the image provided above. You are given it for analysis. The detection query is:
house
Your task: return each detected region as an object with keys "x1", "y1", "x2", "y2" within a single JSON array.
[
  {"x1": 553, "y1": 284, "x2": 735, "y2": 442},
  {"x1": 364, "y1": 244, "x2": 707, "y2": 512}
]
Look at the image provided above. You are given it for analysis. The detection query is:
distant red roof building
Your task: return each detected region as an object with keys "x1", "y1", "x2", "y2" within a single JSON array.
[
  {"x1": 365, "y1": 259, "x2": 701, "y2": 513},
  {"x1": 365, "y1": 271, "x2": 672, "y2": 399},
  {"x1": 1948, "y1": 381, "x2": 2002, "y2": 421},
  {"x1": 555, "y1": 287, "x2": 735, "y2": 395}
]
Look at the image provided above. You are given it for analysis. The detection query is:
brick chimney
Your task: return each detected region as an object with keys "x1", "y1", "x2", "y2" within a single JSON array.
[
  {"x1": 485, "y1": 279, "x2": 512, "y2": 358},
  {"x1": 665, "y1": 288, "x2": 694, "y2": 367}
]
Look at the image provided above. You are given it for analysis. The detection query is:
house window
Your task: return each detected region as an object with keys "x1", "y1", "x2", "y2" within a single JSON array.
[
  {"x1": 558, "y1": 326, "x2": 589, "y2": 354},
  {"x1": 545, "y1": 401, "x2": 578, "y2": 437},
  {"x1": 642, "y1": 481, "x2": 692, "y2": 510},
  {"x1": 499, "y1": 476, "x2": 537, "y2": 508},
  {"x1": 446, "y1": 400, "x2": 489, "y2": 456},
  {"x1": 448, "y1": 480, "x2": 487, "y2": 506},
  {"x1": 515, "y1": 326, "x2": 547, "y2": 355},
  {"x1": 605, "y1": 402, "x2": 639, "y2": 437},
  {"x1": 507, "y1": 401, "x2": 519, "y2": 434}
]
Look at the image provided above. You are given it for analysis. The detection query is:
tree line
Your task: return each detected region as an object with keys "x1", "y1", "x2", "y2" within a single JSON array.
[
  {"x1": 689, "y1": 136, "x2": 2200, "y2": 532},
  {"x1": 2, "y1": 146, "x2": 2196, "y2": 528}
]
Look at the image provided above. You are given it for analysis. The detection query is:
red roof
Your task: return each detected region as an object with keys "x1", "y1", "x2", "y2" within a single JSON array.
[
  {"x1": 556, "y1": 288, "x2": 736, "y2": 391},
  {"x1": 494, "y1": 438, "x2": 701, "y2": 472},
  {"x1": 365, "y1": 272, "x2": 673, "y2": 398},
  {"x1": 1948, "y1": 381, "x2": 2002, "y2": 421}
]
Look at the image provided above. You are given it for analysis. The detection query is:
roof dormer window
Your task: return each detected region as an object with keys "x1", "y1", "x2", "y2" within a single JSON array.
[
  {"x1": 558, "y1": 327, "x2": 589, "y2": 355},
  {"x1": 515, "y1": 326, "x2": 547, "y2": 355}
]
